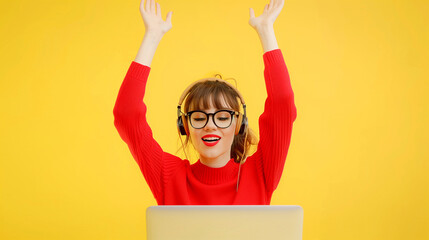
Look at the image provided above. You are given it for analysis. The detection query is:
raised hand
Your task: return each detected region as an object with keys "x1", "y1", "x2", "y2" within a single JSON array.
[
  {"x1": 140, "y1": 0, "x2": 173, "y2": 35},
  {"x1": 249, "y1": 0, "x2": 284, "y2": 32},
  {"x1": 135, "y1": 0, "x2": 173, "y2": 66}
]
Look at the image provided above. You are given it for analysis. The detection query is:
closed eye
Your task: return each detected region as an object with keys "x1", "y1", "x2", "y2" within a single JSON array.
[
  {"x1": 193, "y1": 118, "x2": 206, "y2": 121},
  {"x1": 217, "y1": 117, "x2": 230, "y2": 121}
]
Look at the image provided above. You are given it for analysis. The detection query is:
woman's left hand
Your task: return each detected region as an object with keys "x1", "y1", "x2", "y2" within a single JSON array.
[{"x1": 249, "y1": 0, "x2": 284, "y2": 32}]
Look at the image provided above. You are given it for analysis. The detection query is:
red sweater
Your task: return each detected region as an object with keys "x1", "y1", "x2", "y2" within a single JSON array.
[{"x1": 113, "y1": 49, "x2": 297, "y2": 205}]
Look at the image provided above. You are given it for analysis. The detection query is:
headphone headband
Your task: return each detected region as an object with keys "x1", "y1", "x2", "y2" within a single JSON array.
[{"x1": 177, "y1": 77, "x2": 246, "y2": 107}]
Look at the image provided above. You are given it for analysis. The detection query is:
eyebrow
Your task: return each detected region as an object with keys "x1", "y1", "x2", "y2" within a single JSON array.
[{"x1": 191, "y1": 108, "x2": 234, "y2": 113}]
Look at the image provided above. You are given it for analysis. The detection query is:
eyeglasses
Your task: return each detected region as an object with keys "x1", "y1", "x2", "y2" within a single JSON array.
[{"x1": 186, "y1": 110, "x2": 239, "y2": 129}]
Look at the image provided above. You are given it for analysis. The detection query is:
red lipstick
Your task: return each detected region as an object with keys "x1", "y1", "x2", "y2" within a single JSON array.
[{"x1": 201, "y1": 134, "x2": 221, "y2": 147}]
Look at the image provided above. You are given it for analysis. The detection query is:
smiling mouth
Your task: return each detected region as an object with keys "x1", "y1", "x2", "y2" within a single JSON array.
[
  {"x1": 201, "y1": 136, "x2": 221, "y2": 147},
  {"x1": 202, "y1": 137, "x2": 221, "y2": 142}
]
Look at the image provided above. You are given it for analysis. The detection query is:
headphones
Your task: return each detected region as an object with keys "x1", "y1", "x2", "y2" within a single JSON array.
[{"x1": 176, "y1": 77, "x2": 248, "y2": 136}]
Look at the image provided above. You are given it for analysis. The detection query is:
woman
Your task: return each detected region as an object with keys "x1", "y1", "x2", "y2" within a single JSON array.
[{"x1": 113, "y1": 0, "x2": 297, "y2": 205}]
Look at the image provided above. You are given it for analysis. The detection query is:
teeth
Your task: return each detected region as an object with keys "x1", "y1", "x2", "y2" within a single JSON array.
[{"x1": 202, "y1": 137, "x2": 220, "y2": 141}]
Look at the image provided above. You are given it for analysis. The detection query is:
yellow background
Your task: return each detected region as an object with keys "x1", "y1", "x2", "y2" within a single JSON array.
[{"x1": 1, "y1": 0, "x2": 428, "y2": 239}]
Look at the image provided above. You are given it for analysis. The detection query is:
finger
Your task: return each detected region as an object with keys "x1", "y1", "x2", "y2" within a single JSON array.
[
  {"x1": 264, "y1": 4, "x2": 268, "y2": 12},
  {"x1": 140, "y1": 1, "x2": 146, "y2": 14},
  {"x1": 166, "y1": 11, "x2": 172, "y2": 24},
  {"x1": 272, "y1": 0, "x2": 284, "y2": 15},
  {"x1": 157, "y1": 2, "x2": 161, "y2": 17},
  {"x1": 279, "y1": 0, "x2": 285, "y2": 9},
  {"x1": 150, "y1": 0, "x2": 155, "y2": 13},
  {"x1": 145, "y1": 0, "x2": 150, "y2": 12},
  {"x1": 268, "y1": 0, "x2": 273, "y2": 11},
  {"x1": 140, "y1": 0, "x2": 145, "y2": 12},
  {"x1": 249, "y1": 8, "x2": 255, "y2": 18},
  {"x1": 274, "y1": 0, "x2": 283, "y2": 10},
  {"x1": 273, "y1": 0, "x2": 278, "y2": 8}
]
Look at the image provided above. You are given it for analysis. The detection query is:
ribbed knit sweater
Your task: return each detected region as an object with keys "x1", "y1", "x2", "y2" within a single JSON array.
[{"x1": 113, "y1": 49, "x2": 297, "y2": 205}]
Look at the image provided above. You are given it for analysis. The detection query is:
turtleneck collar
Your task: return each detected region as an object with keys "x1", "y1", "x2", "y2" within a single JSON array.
[{"x1": 191, "y1": 158, "x2": 239, "y2": 185}]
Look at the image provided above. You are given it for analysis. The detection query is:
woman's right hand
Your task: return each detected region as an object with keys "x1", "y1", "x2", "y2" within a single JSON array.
[{"x1": 140, "y1": 0, "x2": 173, "y2": 36}]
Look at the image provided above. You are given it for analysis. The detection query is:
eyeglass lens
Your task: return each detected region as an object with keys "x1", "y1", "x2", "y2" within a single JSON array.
[{"x1": 190, "y1": 111, "x2": 233, "y2": 129}]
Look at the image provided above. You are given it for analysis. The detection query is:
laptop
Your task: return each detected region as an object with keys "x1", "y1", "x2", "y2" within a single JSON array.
[{"x1": 146, "y1": 205, "x2": 304, "y2": 240}]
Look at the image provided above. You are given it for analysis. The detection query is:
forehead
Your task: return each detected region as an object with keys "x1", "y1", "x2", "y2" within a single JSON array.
[{"x1": 189, "y1": 93, "x2": 232, "y2": 111}]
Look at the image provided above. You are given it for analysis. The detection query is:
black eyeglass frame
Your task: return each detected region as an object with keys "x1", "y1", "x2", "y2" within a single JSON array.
[{"x1": 185, "y1": 110, "x2": 240, "y2": 129}]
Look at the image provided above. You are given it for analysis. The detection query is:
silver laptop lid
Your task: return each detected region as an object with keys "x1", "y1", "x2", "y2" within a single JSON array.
[{"x1": 146, "y1": 205, "x2": 303, "y2": 240}]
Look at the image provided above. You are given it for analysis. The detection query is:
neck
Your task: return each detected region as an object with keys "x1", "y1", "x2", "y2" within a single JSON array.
[{"x1": 199, "y1": 153, "x2": 232, "y2": 168}]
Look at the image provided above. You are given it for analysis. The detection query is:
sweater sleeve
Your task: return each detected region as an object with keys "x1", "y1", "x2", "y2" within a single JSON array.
[
  {"x1": 255, "y1": 49, "x2": 297, "y2": 198},
  {"x1": 112, "y1": 61, "x2": 181, "y2": 204}
]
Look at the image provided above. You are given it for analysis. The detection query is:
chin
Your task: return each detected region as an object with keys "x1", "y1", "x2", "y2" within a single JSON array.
[{"x1": 200, "y1": 151, "x2": 221, "y2": 161}]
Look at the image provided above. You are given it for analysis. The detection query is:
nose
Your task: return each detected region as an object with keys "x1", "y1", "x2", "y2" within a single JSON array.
[{"x1": 203, "y1": 115, "x2": 217, "y2": 130}]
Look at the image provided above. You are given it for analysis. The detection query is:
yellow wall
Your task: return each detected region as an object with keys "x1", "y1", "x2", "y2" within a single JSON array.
[{"x1": 1, "y1": 0, "x2": 427, "y2": 239}]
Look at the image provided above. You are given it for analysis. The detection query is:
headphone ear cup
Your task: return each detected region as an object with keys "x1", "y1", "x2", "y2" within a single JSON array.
[
  {"x1": 182, "y1": 115, "x2": 189, "y2": 135},
  {"x1": 235, "y1": 113, "x2": 243, "y2": 136},
  {"x1": 239, "y1": 116, "x2": 248, "y2": 135},
  {"x1": 177, "y1": 116, "x2": 188, "y2": 136}
]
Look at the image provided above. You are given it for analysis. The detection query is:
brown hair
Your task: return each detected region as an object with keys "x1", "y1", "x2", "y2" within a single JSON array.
[{"x1": 177, "y1": 75, "x2": 258, "y2": 163}]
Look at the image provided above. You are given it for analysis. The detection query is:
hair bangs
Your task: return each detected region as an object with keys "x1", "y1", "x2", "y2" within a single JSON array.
[{"x1": 184, "y1": 81, "x2": 240, "y2": 113}]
